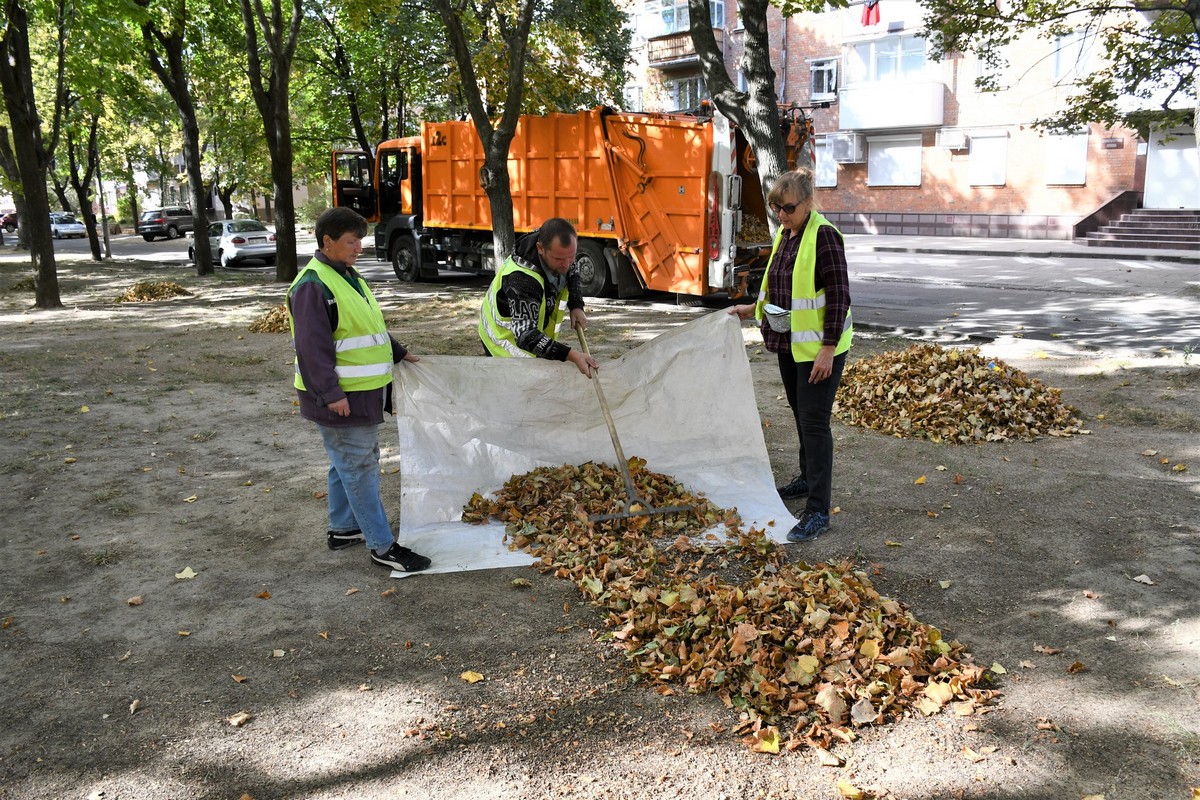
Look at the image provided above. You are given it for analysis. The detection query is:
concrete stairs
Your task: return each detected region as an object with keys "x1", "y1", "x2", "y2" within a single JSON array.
[{"x1": 1083, "y1": 209, "x2": 1200, "y2": 249}]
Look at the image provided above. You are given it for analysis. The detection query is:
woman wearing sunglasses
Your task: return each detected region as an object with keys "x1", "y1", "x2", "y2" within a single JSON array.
[{"x1": 728, "y1": 167, "x2": 853, "y2": 543}]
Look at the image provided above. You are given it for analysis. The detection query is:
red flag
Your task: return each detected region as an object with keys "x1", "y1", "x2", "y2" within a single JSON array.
[{"x1": 861, "y1": 0, "x2": 880, "y2": 26}]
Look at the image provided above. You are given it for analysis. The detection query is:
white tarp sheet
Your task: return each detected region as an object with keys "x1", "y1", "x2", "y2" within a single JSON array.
[{"x1": 391, "y1": 311, "x2": 798, "y2": 576}]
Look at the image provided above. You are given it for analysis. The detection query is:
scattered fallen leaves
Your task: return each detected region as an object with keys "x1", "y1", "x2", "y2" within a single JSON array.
[
  {"x1": 1132, "y1": 574, "x2": 1155, "y2": 585},
  {"x1": 129, "y1": 699, "x2": 140, "y2": 715},
  {"x1": 113, "y1": 280, "x2": 192, "y2": 303},
  {"x1": 463, "y1": 459, "x2": 996, "y2": 753},
  {"x1": 227, "y1": 711, "x2": 252, "y2": 727},
  {"x1": 1067, "y1": 661, "x2": 1086, "y2": 674},
  {"x1": 511, "y1": 578, "x2": 532, "y2": 588},
  {"x1": 914, "y1": 475, "x2": 927, "y2": 485},
  {"x1": 232, "y1": 675, "x2": 248, "y2": 684},
  {"x1": 175, "y1": 567, "x2": 197, "y2": 580},
  {"x1": 1033, "y1": 644, "x2": 1062, "y2": 655},
  {"x1": 256, "y1": 591, "x2": 271, "y2": 599},
  {"x1": 126, "y1": 596, "x2": 143, "y2": 606},
  {"x1": 460, "y1": 671, "x2": 485, "y2": 684},
  {"x1": 835, "y1": 343, "x2": 1085, "y2": 443},
  {"x1": 345, "y1": 587, "x2": 360, "y2": 596}
]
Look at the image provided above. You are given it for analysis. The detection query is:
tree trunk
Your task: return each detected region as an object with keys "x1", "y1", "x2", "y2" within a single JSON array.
[
  {"x1": 688, "y1": 0, "x2": 788, "y2": 217},
  {"x1": 432, "y1": 0, "x2": 536, "y2": 265},
  {"x1": 124, "y1": 154, "x2": 140, "y2": 231},
  {"x1": 67, "y1": 119, "x2": 103, "y2": 260},
  {"x1": 240, "y1": 0, "x2": 303, "y2": 282},
  {"x1": 217, "y1": 183, "x2": 236, "y2": 220},
  {"x1": 0, "y1": 126, "x2": 30, "y2": 249},
  {"x1": 0, "y1": 0, "x2": 61, "y2": 307}
]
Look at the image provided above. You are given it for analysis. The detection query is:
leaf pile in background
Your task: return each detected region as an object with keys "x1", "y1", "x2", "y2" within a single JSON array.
[
  {"x1": 836, "y1": 343, "x2": 1085, "y2": 443},
  {"x1": 248, "y1": 304, "x2": 289, "y2": 333},
  {"x1": 463, "y1": 460, "x2": 997, "y2": 750},
  {"x1": 113, "y1": 280, "x2": 192, "y2": 303}
]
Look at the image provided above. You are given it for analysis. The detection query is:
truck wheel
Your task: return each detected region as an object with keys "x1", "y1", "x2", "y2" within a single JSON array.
[
  {"x1": 391, "y1": 237, "x2": 421, "y2": 283},
  {"x1": 575, "y1": 240, "x2": 612, "y2": 297}
]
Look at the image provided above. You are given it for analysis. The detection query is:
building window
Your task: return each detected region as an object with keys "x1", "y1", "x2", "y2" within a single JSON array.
[
  {"x1": 846, "y1": 34, "x2": 929, "y2": 84},
  {"x1": 1053, "y1": 30, "x2": 1094, "y2": 82},
  {"x1": 1044, "y1": 130, "x2": 1089, "y2": 185},
  {"x1": 624, "y1": 85, "x2": 644, "y2": 112},
  {"x1": 968, "y1": 131, "x2": 1008, "y2": 186},
  {"x1": 867, "y1": 134, "x2": 922, "y2": 186},
  {"x1": 815, "y1": 139, "x2": 837, "y2": 187},
  {"x1": 647, "y1": 0, "x2": 724, "y2": 36},
  {"x1": 810, "y1": 59, "x2": 838, "y2": 102},
  {"x1": 667, "y1": 76, "x2": 707, "y2": 110}
]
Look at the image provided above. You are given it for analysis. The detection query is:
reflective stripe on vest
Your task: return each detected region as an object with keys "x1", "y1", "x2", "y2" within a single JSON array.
[
  {"x1": 478, "y1": 255, "x2": 568, "y2": 358},
  {"x1": 755, "y1": 211, "x2": 853, "y2": 362},
  {"x1": 288, "y1": 258, "x2": 394, "y2": 392}
]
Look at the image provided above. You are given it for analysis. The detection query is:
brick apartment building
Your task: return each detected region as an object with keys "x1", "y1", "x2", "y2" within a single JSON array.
[{"x1": 625, "y1": 0, "x2": 1200, "y2": 244}]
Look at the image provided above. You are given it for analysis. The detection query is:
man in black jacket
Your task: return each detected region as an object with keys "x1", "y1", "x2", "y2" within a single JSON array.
[{"x1": 478, "y1": 218, "x2": 598, "y2": 377}]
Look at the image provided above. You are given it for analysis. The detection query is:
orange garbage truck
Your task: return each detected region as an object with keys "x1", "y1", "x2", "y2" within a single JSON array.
[{"x1": 331, "y1": 104, "x2": 813, "y2": 299}]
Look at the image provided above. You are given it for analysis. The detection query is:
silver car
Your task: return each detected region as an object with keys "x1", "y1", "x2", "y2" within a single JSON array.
[
  {"x1": 190, "y1": 220, "x2": 277, "y2": 268},
  {"x1": 49, "y1": 212, "x2": 87, "y2": 239}
]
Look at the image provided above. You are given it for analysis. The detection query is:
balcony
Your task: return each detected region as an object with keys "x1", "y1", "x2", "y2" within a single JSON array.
[
  {"x1": 837, "y1": 80, "x2": 945, "y2": 130},
  {"x1": 647, "y1": 28, "x2": 724, "y2": 68}
]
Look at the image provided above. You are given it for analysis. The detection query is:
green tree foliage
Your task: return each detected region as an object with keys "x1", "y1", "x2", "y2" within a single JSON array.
[{"x1": 921, "y1": 0, "x2": 1200, "y2": 135}]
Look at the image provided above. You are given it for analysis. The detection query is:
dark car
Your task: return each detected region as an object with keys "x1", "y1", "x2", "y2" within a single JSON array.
[
  {"x1": 138, "y1": 206, "x2": 193, "y2": 241},
  {"x1": 1, "y1": 211, "x2": 16, "y2": 233}
]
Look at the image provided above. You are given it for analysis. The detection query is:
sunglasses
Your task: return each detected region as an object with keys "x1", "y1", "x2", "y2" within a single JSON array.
[{"x1": 769, "y1": 202, "x2": 801, "y2": 215}]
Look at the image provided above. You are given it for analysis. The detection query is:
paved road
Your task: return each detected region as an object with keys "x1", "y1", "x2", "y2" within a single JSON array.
[{"x1": 9, "y1": 230, "x2": 1199, "y2": 357}]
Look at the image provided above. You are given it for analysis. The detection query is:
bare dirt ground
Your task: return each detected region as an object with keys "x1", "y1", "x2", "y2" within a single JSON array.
[{"x1": 0, "y1": 257, "x2": 1197, "y2": 800}]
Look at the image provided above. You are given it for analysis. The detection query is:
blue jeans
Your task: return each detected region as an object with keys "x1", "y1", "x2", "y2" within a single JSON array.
[
  {"x1": 317, "y1": 423, "x2": 395, "y2": 551},
  {"x1": 777, "y1": 350, "x2": 847, "y2": 515}
]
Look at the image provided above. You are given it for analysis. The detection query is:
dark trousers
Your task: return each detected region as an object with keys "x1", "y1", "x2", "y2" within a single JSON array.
[{"x1": 777, "y1": 350, "x2": 847, "y2": 515}]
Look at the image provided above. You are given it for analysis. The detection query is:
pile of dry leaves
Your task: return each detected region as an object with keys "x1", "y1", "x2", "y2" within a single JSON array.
[
  {"x1": 248, "y1": 303, "x2": 289, "y2": 333},
  {"x1": 836, "y1": 343, "x2": 1086, "y2": 443},
  {"x1": 113, "y1": 280, "x2": 192, "y2": 303},
  {"x1": 463, "y1": 460, "x2": 998, "y2": 753}
]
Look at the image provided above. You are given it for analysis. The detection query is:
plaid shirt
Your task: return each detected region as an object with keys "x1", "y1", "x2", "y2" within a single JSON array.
[{"x1": 760, "y1": 216, "x2": 851, "y2": 356}]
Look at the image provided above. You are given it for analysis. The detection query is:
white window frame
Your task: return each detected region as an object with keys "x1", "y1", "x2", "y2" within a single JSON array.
[
  {"x1": 968, "y1": 130, "x2": 1008, "y2": 186},
  {"x1": 649, "y1": 0, "x2": 724, "y2": 35},
  {"x1": 815, "y1": 138, "x2": 837, "y2": 188},
  {"x1": 809, "y1": 58, "x2": 838, "y2": 102},
  {"x1": 1044, "y1": 130, "x2": 1089, "y2": 185},
  {"x1": 667, "y1": 76, "x2": 707, "y2": 110},
  {"x1": 846, "y1": 34, "x2": 930, "y2": 85},
  {"x1": 1053, "y1": 30, "x2": 1094, "y2": 82},
  {"x1": 623, "y1": 84, "x2": 644, "y2": 112},
  {"x1": 866, "y1": 134, "x2": 922, "y2": 186}
]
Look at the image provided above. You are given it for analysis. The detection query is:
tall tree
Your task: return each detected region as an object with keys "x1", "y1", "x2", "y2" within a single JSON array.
[
  {"x1": 0, "y1": 0, "x2": 67, "y2": 308},
  {"x1": 688, "y1": 0, "x2": 833, "y2": 213},
  {"x1": 921, "y1": 0, "x2": 1200, "y2": 137},
  {"x1": 239, "y1": 0, "x2": 302, "y2": 281},
  {"x1": 432, "y1": 0, "x2": 537, "y2": 263},
  {"x1": 139, "y1": 0, "x2": 213, "y2": 274},
  {"x1": 0, "y1": 126, "x2": 29, "y2": 249}
]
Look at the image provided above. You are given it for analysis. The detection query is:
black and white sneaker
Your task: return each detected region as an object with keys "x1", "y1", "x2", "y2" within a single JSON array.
[
  {"x1": 370, "y1": 543, "x2": 431, "y2": 573},
  {"x1": 327, "y1": 529, "x2": 365, "y2": 550}
]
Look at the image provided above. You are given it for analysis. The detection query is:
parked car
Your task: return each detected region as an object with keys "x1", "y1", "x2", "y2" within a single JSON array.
[
  {"x1": 138, "y1": 206, "x2": 193, "y2": 241},
  {"x1": 49, "y1": 212, "x2": 87, "y2": 239},
  {"x1": 1, "y1": 211, "x2": 16, "y2": 233},
  {"x1": 189, "y1": 220, "x2": 277, "y2": 268}
]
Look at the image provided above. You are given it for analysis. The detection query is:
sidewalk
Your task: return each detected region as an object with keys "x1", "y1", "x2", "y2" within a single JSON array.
[{"x1": 843, "y1": 233, "x2": 1200, "y2": 265}]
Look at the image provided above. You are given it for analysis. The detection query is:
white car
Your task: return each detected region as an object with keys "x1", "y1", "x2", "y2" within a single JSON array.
[
  {"x1": 49, "y1": 212, "x2": 86, "y2": 239},
  {"x1": 189, "y1": 220, "x2": 277, "y2": 268}
]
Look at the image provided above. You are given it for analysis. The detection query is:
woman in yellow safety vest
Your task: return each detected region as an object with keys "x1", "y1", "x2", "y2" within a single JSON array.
[
  {"x1": 288, "y1": 207, "x2": 431, "y2": 573},
  {"x1": 728, "y1": 167, "x2": 853, "y2": 543}
]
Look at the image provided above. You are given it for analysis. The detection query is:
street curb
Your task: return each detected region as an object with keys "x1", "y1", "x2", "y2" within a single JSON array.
[{"x1": 857, "y1": 244, "x2": 1200, "y2": 265}]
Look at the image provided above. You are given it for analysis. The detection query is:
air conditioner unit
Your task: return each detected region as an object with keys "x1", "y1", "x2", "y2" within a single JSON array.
[
  {"x1": 936, "y1": 127, "x2": 969, "y2": 150},
  {"x1": 828, "y1": 132, "x2": 865, "y2": 163}
]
